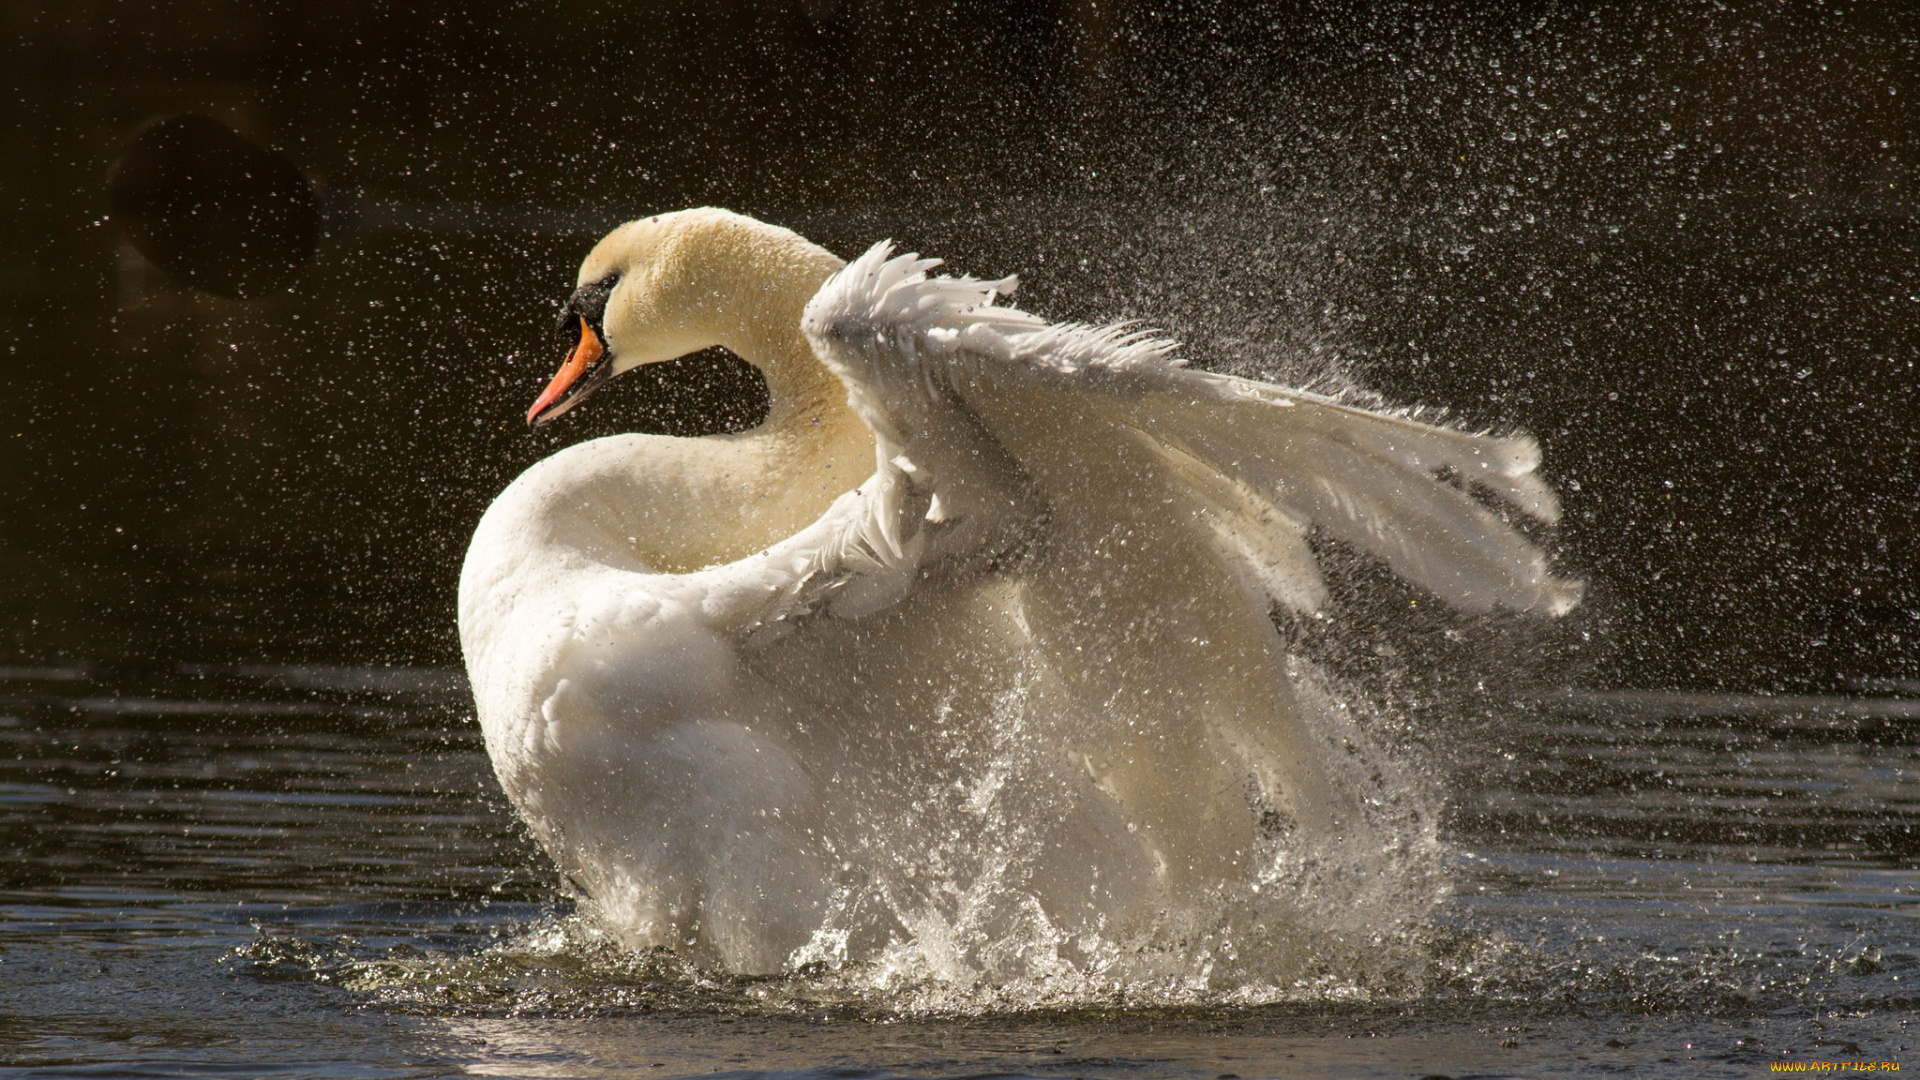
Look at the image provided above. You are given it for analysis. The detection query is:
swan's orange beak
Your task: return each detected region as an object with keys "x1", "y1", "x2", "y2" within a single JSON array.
[{"x1": 527, "y1": 315, "x2": 609, "y2": 426}]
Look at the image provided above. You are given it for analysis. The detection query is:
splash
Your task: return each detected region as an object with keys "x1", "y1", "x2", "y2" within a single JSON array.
[
  {"x1": 484, "y1": 649, "x2": 1447, "y2": 1013},
  {"x1": 239, "y1": 861, "x2": 1917, "y2": 1021},
  {"x1": 749, "y1": 658, "x2": 1434, "y2": 1007}
]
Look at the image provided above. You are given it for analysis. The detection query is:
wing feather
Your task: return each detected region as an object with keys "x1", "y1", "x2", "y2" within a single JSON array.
[
  {"x1": 803, "y1": 241, "x2": 1581, "y2": 617},
  {"x1": 563, "y1": 463, "x2": 931, "y2": 665}
]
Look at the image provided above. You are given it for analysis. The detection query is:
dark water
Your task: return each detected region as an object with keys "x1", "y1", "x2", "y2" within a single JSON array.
[
  {"x1": 5, "y1": 665, "x2": 1917, "y2": 1076},
  {"x1": 4, "y1": 1, "x2": 1918, "y2": 1076}
]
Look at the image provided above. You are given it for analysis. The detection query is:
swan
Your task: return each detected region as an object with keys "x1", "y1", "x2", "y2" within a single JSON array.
[{"x1": 458, "y1": 207, "x2": 1579, "y2": 976}]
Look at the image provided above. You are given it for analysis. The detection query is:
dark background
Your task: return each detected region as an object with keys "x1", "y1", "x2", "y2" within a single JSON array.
[{"x1": 1, "y1": 0, "x2": 1913, "y2": 692}]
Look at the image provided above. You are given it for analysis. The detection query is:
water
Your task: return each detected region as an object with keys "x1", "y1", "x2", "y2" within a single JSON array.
[
  {"x1": 4, "y1": 2, "x2": 1917, "y2": 1076},
  {"x1": 5, "y1": 665, "x2": 1917, "y2": 1074}
]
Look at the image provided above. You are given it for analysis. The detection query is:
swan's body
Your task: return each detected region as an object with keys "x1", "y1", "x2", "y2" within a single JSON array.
[{"x1": 460, "y1": 208, "x2": 1578, "y2": 975}]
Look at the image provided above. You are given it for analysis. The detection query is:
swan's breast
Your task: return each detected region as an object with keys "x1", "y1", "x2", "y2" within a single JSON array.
[{"x1": 456, "y1": 428, "x2": 868, "y2": 775}]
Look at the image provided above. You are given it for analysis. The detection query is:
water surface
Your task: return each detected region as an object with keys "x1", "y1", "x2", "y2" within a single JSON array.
[{"x1": 4, "y1": 665, "x2": 1916, "y2": 1076}]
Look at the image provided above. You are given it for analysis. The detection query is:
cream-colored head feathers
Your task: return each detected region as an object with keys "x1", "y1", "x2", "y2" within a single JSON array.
[{"x1": 579, "y1": 208, "x2": 847, "y2": 377}]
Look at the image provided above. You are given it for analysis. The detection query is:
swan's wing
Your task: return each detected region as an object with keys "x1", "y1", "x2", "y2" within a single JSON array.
[
  {"x1": 802, "y1": 242, "x2": 1581, "y2": 616},
  {"x1": 571, "y1": 464, "x2": 939, "y2": 661}
]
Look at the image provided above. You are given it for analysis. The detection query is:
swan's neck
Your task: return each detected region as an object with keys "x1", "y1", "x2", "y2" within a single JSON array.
[
  {"x1": 522, "y1": 215, "x2": 872, "y2": 573},
  {"x1": 464, "y1": 214, "x2": 871, "y2": 595},
  {"x1": 650, "y1": 216, "x2": 856, "y2": 441},
  {"x1": 729, "y1": 323, "x2": 852, "y2": 436}
]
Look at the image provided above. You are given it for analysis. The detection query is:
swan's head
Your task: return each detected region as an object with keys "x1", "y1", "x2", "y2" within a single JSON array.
[
  {"x1": 527, "y1": 214, "x2": 679, "y2": 426},
  {"x1": 526, "y1": 208, "x2": 832, "y2": 427}
]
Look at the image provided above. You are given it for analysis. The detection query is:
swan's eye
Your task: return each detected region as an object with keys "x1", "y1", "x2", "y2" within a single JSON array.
[{"x1": 557, "y1": 273, "x2": 619, "y2": 346}]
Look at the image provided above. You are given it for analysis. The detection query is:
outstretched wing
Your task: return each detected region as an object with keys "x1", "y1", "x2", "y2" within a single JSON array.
[{"x1": 802, "y1": 241, "x2": 1581, "y2": 617}]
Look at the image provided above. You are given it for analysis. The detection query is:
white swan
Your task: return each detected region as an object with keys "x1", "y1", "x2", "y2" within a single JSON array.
[{"x1": 459, "y1": 208, "x2": 1579, "y2": 976}]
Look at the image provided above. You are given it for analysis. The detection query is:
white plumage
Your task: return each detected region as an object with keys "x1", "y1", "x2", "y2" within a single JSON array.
[
  {"x1": 459, "y1": 208, "x2": 1578, "y2": 977},
  {"x1": 804, "y1": 241, "x2": 1578, "y2": 619}
]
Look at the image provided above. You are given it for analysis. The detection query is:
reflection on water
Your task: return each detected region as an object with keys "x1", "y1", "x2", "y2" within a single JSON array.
[
  {"x1": 4, "y1": 665, "x2": 1917, "y2": 1074},
  {"x1": 1461, "y1": 692, "x2": 1920, "y2": 864},
  {"x1": 0, "y1": 664, "x2": 540, "y2": 903}
]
